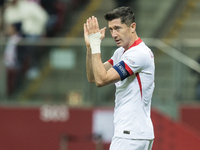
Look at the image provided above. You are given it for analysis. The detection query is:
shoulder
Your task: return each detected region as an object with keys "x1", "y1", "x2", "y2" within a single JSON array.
[
  {"x1": 122, "y1": 43, "x2": 153, "y2": 67},
  {"x1": 115, "y1": 46, "x2": 124, "y2": 53},
  {"x1": 126, "y1": 42, "x2": 152, "y2": 57},
  {"x1": 112, "y1": 46, "x2": 124, "y2": 57}
]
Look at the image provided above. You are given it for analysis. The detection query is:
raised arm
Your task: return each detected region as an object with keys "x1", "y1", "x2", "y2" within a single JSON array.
[
  {"x1": 84, "y1": 17, "x2": 111, "y2": 83},
  {"x1": 85, "y1": 16, "x2": 121, "y2": 87}
]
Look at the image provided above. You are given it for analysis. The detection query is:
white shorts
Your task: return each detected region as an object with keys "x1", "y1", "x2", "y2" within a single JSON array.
[{"x1": 109, "y1": 137, "x2": 154, "y2": 150}]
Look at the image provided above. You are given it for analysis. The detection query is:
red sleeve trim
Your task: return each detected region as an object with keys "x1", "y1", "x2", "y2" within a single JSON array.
[
  {"x1": 124, "y1": 63, "x2": 134, "y2": 75},
  {"x1": 108, "y1": 59, "x2": 113, "y2": 66}
]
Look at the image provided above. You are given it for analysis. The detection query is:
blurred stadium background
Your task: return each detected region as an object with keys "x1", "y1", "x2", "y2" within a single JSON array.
[{"x1": 0, "y1": 0, "x2": 200, "y2": 149}]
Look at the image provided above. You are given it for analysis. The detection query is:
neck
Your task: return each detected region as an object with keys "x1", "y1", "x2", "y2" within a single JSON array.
[{"x1": 123, "y1": 34, "x2": 139, "y2": 51}]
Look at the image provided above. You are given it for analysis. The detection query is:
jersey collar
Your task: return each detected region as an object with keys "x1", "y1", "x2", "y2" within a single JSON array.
[{"x1": 128, "y1": 37, "x2": 142, "y2": 49}]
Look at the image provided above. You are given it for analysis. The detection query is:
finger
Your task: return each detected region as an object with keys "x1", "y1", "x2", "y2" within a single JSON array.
[
  {"x1": 89, "y1": 17, "x2": 94, "y2": 33},
  {"x1": 88, "y1": 17, "x2": 92, "y2": 29},
  {"x1": 91, "y1": 16, "x2": 99, "y2": 32},
  {"x1": 90, "y1": 16, "x2": 96, "y2": 33},
  {"x1": 83, "y1": 23, "x2": 87, "y2": 35},
  {"x1": 90, "y1": 16, "x2": 94, "y2": 32},
  {"x1": 86, "y1": 19, "x2": 91, "y2": 34},
  {"x1": 94, "y1": 17, "x2": 99, "y2": 32}
]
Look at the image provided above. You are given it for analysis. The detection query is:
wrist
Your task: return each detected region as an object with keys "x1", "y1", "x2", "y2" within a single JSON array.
[{"x1": 88, "y1": 32, "x2": 101, "y2": 54}]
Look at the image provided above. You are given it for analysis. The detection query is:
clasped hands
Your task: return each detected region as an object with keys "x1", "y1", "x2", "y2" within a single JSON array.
[{"x1": 84, "y1": 16, "x2": 106, "y2": 52}]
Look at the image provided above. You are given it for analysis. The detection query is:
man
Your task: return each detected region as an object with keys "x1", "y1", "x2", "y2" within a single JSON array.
[
  {"x1": 3, "y1": 22, "x2": 22, "y2": 96},
  {"x1": 4, "y1": 0, "x2": 48, "y2": 37},
  {"x1": 84, "y1": 6, "x2": 155, "y2": 150},
  {"x1": 4, "y1": 0, "x2": 49, "y2": 79}
]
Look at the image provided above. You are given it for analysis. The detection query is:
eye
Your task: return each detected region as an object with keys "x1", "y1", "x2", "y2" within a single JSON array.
[{"x1": 114, "y1": 26, "x2": 120, "y2": 31}]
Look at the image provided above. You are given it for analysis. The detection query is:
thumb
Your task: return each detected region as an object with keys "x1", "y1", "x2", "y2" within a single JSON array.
[
  {"x1": 100, "y1": 27, "x2": 106, "y2": 40},
  {"x1": 100, "y1": 27, "x2": 106, "y2": 33}
]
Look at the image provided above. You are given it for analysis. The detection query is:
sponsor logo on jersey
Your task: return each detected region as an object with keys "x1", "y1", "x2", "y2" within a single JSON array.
[{"x1": 124, "y1": 56, "x2": 135, "y2": 65}]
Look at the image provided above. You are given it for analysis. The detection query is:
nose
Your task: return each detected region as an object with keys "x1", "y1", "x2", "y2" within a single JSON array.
[{"x1": 111, "y1": 30, "x2": 117, "y2": 38}]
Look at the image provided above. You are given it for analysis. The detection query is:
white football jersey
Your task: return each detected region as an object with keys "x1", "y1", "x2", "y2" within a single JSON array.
[{"x1": 108, "y1": 38, "x2": 155, "y2": 139}]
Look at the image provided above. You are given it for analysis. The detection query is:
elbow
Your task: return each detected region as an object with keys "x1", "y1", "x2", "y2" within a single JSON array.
[
  {"x1": 87, "y1": 75, "x2": 95, "y2": 83},
  {"x1": 95, "y1": 80, "x2": 105, "y2": 87},
  {"x1": 87, "y1": 78, "x2": 95, "y2": 83},
  {"x1": 96, "y1": 83, "x2": 103, "y2": 87}
]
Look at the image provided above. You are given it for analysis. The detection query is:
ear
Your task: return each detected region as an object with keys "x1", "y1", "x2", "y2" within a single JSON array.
[{"x1": 130, "y1": 22, "x2": 136, "y2": 33}]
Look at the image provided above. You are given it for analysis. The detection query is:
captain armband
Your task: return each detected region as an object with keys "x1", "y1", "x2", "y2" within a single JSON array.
[
  {"x1": 88, "y1": 32, "x2": 101, "y2": 54},
  {"x1": 113, "y1": 61, "x2": 130, "y2": 81}
]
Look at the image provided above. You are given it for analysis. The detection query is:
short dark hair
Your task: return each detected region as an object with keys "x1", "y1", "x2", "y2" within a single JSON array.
[{"x1": 104, "y1": 6, "x2": 135, "y2": 27}]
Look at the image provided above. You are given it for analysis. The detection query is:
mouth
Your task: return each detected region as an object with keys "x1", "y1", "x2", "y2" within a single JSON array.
[{"x1": 115, "y1": 39, "x2": 121, "y2": 44}]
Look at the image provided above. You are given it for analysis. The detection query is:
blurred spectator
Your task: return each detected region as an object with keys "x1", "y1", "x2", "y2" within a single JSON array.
[
  {"x1": 0, "y1": 0, "x2": 5, "y2": 7},
  {"x1": 40, "y1": 0, "x2": 59, "y2": 37},
  {"x1": 40, "y1": 0, "x2": 67, "y2": 37},
  {"x1": 3, "y1": 22, "x2": 22, "y2": 96},
  {"x1": 27, "y1": 0, "x2": 40, "y2": 3},
  {"x1": 0, "y1": 0, "x2": 5, "y2": 35},
  {"x1": 3, "y1": 0, "x2": 49, "y2": 79},
  {"x1": 4, "y1": 0, "x2": 48, "y2": 37}
]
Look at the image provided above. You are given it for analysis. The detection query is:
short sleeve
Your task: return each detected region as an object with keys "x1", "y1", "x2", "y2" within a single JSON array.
[
  {"x1": 122, "y1": 50, "x2": 148, "y2": 74},
  {"x1": 107, "y1": 47, "x2": 123, "y2": 66}
]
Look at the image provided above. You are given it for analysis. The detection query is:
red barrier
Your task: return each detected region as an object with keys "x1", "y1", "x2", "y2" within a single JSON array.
[
  {"x1": 0, "y1": 106, "x2": 200, "y2": 150},
  {"x1": 152, "y1": 108, "x2": 200, "y2": 150},
  {"x1": 180, "y1": 105, "x2": 200, "y2": 135},
  {"x1": 0, "y1": 106, "x2": 94, "y2": 150}
]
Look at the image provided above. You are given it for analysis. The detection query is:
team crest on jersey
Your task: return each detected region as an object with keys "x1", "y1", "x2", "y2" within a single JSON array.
[{"x1": 124, "y1": 56, "x2": 135, "y2": 65}]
